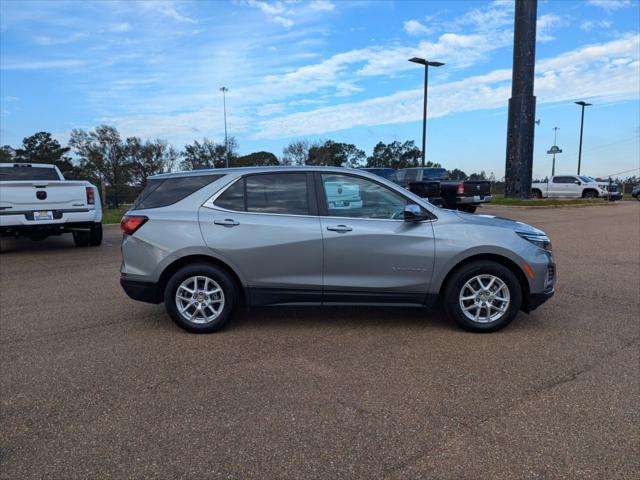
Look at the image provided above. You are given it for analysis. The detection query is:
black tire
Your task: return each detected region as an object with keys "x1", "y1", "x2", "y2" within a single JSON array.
[
  {"x1": 582, "y1": 189, "x2": 598, "y2": 198},
  {"x1": 636, "y1": 195, "x2": 640, "y2": 202},
  {"x1": 531, "y1": 189, "x2": 543, "y2": 199},
  {"x1": 443, "y1": 260, "x2": 522, "y2": 333},
  {"x1": 89, "y1": 223, "x2": 103, "y2": 246},
  {"x1": 462, "y1": 205, "x2": 477, "y2": 214},
  {"x1": 73, "y1": 231, "x2": 90, "y2": 247},
  {"x1": 164, "y1": 264, "x2": 238, "y2": 333}
]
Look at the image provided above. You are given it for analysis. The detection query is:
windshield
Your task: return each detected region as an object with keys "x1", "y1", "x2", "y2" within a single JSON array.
[
  {"x1": 579, "y1": 176, "x2": 594, "y2": 183},
  {"x1": 0, "y1": 166, "x2": 61, "y2": 181},
  {"x1": 422, "y1": 168, "x2": 449, "y2": 180}
]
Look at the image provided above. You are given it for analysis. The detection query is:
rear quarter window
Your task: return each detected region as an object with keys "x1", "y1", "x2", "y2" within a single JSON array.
[{"x1": 133, "y1": 175, "x2": 223, "y2": 210}]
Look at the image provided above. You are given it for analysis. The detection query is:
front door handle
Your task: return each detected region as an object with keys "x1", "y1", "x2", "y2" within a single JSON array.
[
  {"x1": 326, "y1": 224, "x2": 352, "y2": 233},
  {"x1": 214, "y1": 218, "x2": 239, "y2": 227}
]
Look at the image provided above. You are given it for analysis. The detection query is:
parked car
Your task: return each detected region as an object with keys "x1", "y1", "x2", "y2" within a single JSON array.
[
  {"x1": 531, "y1": 175, "x2": 608, "y2": 199},
  {"x1": 0, "y1": 163, "x2": 102, "y2": 246},
  {"x1": 632, "y1": 185, "x2": 640, "y2": 201},
  {"x1": 583, "y1": 176, "x2": 623, "y2": 201},
  {"x1": 395, "y1": 167, "x2": 492, "y2": 213},
  {"x1": 120, "y1": 167, "x2": 555, "y2": 333},
  {"x1": 359, "y1": 167, "x2": 397, "y2": 182}
]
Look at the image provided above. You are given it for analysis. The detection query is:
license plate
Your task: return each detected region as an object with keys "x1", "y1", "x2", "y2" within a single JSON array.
[{"x1": 34, "y1": 211, "x2": 53, "y2": 221}]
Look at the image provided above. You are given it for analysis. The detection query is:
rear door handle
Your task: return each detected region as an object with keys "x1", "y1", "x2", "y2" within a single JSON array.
[
  {"x1": 214, "y1": 218, "x2": 239, "y2": 227},
  {"x1": 326, "y1": 224, "x2": 352, "y2": 233}
]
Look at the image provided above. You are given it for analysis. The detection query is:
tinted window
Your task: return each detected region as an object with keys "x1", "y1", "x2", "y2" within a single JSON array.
[
  {"x1": 553, "y1": 176, "x2": 574, "y2": 183},
  {"x1": 133, "y1": 175, "x2": 222, "y2": 210},
  {"x1": 403, "y1": 169, "x2": 419, "y2": 182},
  {"x1": 321, "y1": 174, "x2": 408, "y2": 219},
  {"x1": 214, "y1": 179, "x2": 245, "y2": 211},
  {"x1": 0, "y1": 166, "x2": 61, "y2": 181},
  {"x1": 421, "y1": 168, "x2": 449, "y2": 180},
  {"x1": 245, "y1": 173, "x2": 309, "y2": 215}
]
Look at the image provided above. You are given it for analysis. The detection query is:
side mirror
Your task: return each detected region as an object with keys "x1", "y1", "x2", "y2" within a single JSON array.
[
  {"x1": 404, "y1": 204, "x2": 427, "y2": 221},
  {"x1": 576, "y1": 181, "x2": 581, "y2": 185}
]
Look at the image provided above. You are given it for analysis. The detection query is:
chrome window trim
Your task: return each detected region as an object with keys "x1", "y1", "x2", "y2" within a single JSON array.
[{"x1": 202, "y1": 170, "x2": 438, "y2": 223}]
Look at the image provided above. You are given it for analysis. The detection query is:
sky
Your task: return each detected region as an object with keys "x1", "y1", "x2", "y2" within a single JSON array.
[{"x1": 1, "y1": 0, "x2": 639, "y2": 179}]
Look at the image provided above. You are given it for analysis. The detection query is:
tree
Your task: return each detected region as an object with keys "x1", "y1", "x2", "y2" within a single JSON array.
[
  {"x1": 69, "y1": 125, "x2": 131, "y2": 207},
  {"x1": 448, "y1": 168, "x2": 467, "y2": 180},
  {"x1": 307, "y1": 140, "x2": 365, "y2": 167},
  {"x1": 11, "y1": 132, "x2": 82, "y2": 177},
  {"x1": 282, "y1": 140, "x2": 312, "y2": 165},
  {"x1": 126, "y1": 137, "x2": 178, "y2": 187},
  {"x1": 180, "y1": 137, "x2": 238, "y2": 170},
  {"x1": 0, "y1": 145, "x2": 15, "y2": 162},
  {"x1": 234, "y1": 151, "x2": 279, "y2": 167},
  {"x1": 366, "y1": 140, "x2": 424, "y2": 169},
  {"x1": 468, "y1": 170, "x2": 487, "y2": 180}
]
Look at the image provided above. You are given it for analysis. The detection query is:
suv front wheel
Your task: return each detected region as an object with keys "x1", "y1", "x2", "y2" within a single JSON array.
[
  {"x1": 164, "y1": 264, "x2": 238, "y2": 333},
  {"x1": 443, "y1": 260, "x2": 522, "y2": 332}
]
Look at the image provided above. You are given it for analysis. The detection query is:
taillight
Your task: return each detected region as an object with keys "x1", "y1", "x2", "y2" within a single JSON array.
[
  {"x1": 456, "y1": 182, "x2": 465, "y2": 195},
  {"x1": 86, "y1": 187, "x2": 95, "y2": 205},
  {"x1": 120, "y1": 215, "x2": 148, "y2": 235}
]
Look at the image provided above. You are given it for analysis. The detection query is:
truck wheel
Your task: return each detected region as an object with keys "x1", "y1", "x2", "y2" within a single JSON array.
[
  {"x1": 443, "y1": 260, "x2": 522, "y2": 333},
  {"x1": 531, "y1": 189, "x2": 543, "y2": 199},
  {"x1": 582, "y1": 190, "x2": 598, "y2": 198},
  {"x1": 164, "y1": 264, "x2": 238, "y2": 333},
  {"x1": 72, "y1": 231, "x2": 90, "y2": 247},
  {"x1": 462, "y1": 205, "x2": 477, "y2": 213},
  {"x1": 89, "y1": 223, "x2": 103, "y2": 246}
]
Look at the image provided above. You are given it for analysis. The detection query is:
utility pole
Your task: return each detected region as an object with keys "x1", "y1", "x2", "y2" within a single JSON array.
[
  {"x1": 575, "y1": 101, "x2": 591, "y2": 175},
  {"x1": 220, "y1": 86, "x2": 229, "y2": 168},
  {"x1": 408, "y1": 57, "x2": 444, "y2": 166},
  {"x1": 504, "y1": 0, "x2": 538, "y2": 198}
]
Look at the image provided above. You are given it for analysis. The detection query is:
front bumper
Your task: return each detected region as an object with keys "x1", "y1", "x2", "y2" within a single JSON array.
[
  {"x1": 120, "y1": 277, "x2": 161, "y2": 304},
  {"x1": 456, "y1": 195, "x2": 492, "y2": 204},
  {"x1": 527, "y1": 290, "x2": 555, "y2": 311}
]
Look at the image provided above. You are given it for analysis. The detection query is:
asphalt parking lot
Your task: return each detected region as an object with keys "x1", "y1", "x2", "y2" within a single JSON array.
[{"x1": 1, "y1": 202, "x2": 638, "y2": 479}]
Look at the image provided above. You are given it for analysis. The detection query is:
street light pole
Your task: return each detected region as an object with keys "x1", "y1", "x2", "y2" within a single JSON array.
[
  {"x1": 575, "y1": 101, "x2": 591, "y2": 175},
  {"x1": 409, "y1": 57, "x2": 444, "y2": 167},
  {"x1": 220, "y1": 86, "x2": 229, "y2": 168}
]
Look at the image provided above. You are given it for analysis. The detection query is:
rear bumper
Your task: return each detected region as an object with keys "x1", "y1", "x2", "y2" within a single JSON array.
[
  {"x1": 456, "y1": 195, "x2": 492, "y2": 204},
  {"x1": 120, "y1": 277, "x2": 161, "y2": 304},
  {"x1": 0, "y1": 221, "x2": 98, "y2": 237}
]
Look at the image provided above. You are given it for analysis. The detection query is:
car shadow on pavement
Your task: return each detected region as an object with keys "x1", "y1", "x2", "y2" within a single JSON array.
[{"x1": 0, "y1": 236, "x2": 76, "y2": 253}]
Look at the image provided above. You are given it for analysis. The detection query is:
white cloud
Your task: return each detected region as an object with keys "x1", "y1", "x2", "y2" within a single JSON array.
[
  {"x1": 33, "y1": 32, "x2": 88, "y2": 45},
  {"x1": 1, "y1": 59, "x2": 85, "y2": 71},
  {"x1": 108, "y1": 22, "x2": 131, "y2": 33},
  {"x1": 586, "y1": 0, "x2": 632, "y2": 13},
  {"x1": 158, "y1": 5, "x2": 197, "y2": 23},
  {"x1": 403, "y1": 19, "x2": 430, "y2": 36},
  {"x1": 309, "y1": 1, "x2": 335, "y2": 12},
  {"x1": 537, "y1": 14, "x2": 564, "y2": 42},
  {"x1": 580, "y1": 19, "x2": 612, "y2": 31},
  {"x1": 272, "y1": 15, "x2": 294, "y2": 28},
  {"x1": 252, "y1": 35, "x2": 640, "y2": 138}
]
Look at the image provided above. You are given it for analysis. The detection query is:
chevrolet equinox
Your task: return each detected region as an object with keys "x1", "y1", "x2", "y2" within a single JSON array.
[{"x1": 120, "y1": 167, "x2": 555, "y2": 333}]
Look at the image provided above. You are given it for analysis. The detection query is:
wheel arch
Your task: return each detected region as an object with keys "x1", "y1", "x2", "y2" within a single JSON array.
[
  {"x1": 438, "y1": 253, "x2": 532, "y2": 312},
  {"x1": 157, "y1": 254, "x2": 246, "y2": 305},
  {"x1": 581, "y1": 188, "x2": 599, "y2": 198}
]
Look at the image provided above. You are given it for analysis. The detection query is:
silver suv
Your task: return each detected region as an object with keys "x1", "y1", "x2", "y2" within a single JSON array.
[{"x1": 120, "y1": 167, "x2": 555, "y2": 333}]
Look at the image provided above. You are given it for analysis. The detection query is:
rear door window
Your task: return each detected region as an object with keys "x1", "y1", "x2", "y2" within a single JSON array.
[
  {"x1": 133, "y1": 175, "x2": 222, "y2": 210},
  {"x1": 246, "y1": 173, "x2": 309, "y2": 215},
  {"x1": 214, "y1": 179, "x2": 245, "y2": 211}
]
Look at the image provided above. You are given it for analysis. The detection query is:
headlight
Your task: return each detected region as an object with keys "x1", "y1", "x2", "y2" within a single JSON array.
[{"x1": 517, "y1": 232, "x2": 552, "y2": 252}]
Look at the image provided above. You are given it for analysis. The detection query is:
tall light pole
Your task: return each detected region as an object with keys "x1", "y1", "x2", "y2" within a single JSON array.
[
  {"x1": 220, "y1": 86, "x2": 229, "y2": 168},
  {"x1": 409, "y1": 57, "x2": 444, "y2": 167},
  {"x1": 546, "y1": 126, "x2": 562, "y2": 177},
  {"x1": 575, "y1": 101, "x2": 591, "y2": 175}
]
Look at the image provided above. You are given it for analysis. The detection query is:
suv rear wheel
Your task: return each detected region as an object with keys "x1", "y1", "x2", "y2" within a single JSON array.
[
  {"x1": 164, "y1": 264, "x2": 238, "y2": 333},
  {"x1": 443, "y1": 260, "x2": 522, "y2": 332}
]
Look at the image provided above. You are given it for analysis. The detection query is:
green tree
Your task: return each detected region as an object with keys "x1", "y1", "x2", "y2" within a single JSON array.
[
  {"x1": 234, "y1": 151, "x2": 279, "y2": 167},
  {"x1": 126, "y1": 137, "x2": 178, "y2": 187},
  {"x1": 180, "y1": 137, "x2": 238, "y2": 170},
  {"x1": 468, "y1": 171, "x2": 487, "y2": 181},
  {"x1": 68, "y1": 125, "x2": 131, "y2": 207},
  {"x1": 448, "y1": 168, "x2": 467, "y2": 180},
  {"x1": 0, "y1": 145, "x2": 15, "y2": 162},
  {"x1": 307, "y1": 140, "x2": 365, "y2": 167},
  {"x1": 366, "y1": 140, "x2": 425, "y2": 169},
  {"x1": 11, "y1": 132, "x2": 82, "y2": 177}
]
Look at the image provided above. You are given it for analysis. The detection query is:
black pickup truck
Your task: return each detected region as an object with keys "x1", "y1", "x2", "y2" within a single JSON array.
[{"x1": 395, "y1": 167, "x2": 492, "y2": 213}]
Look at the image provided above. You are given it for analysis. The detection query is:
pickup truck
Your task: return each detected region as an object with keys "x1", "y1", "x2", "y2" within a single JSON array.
[
  {"x1": 0, "y1": 163, "x2": 102, "y2": 246},
  {"x1": 395, "y1": 167, "x2": 492, "y2": 213},
  {"x1": 531, "y1": 175, "x2": 612, "y2": 199}
]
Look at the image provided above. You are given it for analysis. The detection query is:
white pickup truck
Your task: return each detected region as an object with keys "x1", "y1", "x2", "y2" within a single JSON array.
[
  {"x1": 531, "y1": 175, "x2": 611, "y2": 199},
  {"x1": 0, "y1": 163, "x2": 102, "y2": 246}
]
